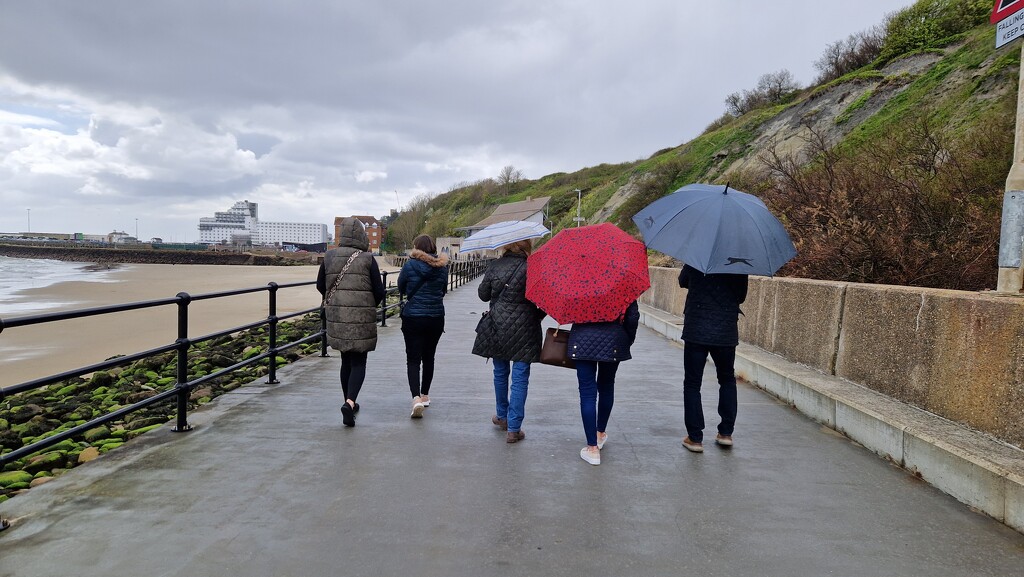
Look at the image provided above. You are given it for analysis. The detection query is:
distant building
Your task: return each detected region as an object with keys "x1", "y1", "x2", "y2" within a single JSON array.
[
  {"x1": 436, "y1": 236, "x2": 463, "y2": 260},
  {"x1": 339, "y1": 215, "x2": 386, "y2": 253},
  {"x1": 108, "y1": 231, "x2": 132, "y2": 244},
  {"x1": 457, "y1": 196, "x2": 550, "y2": 237},
  {"x1": 198, "y1": 200, "x2": 328, "y2": 246}
]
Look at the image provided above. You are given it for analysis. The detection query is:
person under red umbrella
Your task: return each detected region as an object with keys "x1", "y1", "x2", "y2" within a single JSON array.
[
  {"x1": 526, "y1": 223, "x2": 650, "y2": 464},
  {"x1": 568, "y1": 300, "x2": 640, "y2": 465}
]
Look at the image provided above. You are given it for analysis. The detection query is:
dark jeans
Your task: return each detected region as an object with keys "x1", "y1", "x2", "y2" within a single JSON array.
[
  {"x1": 575, "y1": 360, "x2": 618, "y2": 447},
  {"x1": 683, "y1": 342, "x2": 737, "y2": 443},
  {"x1": 340, "y1": 351, "x2": 368, "y2": 402},
  {"x1": 401, "y1": 315, "x2": 445, "y2": 398}
]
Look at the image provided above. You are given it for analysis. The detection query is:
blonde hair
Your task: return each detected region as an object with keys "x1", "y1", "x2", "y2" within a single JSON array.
[{"x1": 500, "y1": 239, "x2": 532, "y2": 256}]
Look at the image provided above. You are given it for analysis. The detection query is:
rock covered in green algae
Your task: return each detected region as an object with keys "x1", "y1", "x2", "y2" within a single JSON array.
[{"x1": 0, "y1": 471, "x2": 33, "y2": 487}]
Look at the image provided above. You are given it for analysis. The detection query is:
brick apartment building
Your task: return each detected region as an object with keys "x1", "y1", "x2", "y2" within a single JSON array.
[{"x1": 336, "y1": 215, "x2": 385, "y2": 253}]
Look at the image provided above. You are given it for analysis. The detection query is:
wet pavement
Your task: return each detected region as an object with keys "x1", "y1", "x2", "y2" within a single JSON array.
[{"x1": 2, "y1": 278, "x2": 1023, "y2": 577}]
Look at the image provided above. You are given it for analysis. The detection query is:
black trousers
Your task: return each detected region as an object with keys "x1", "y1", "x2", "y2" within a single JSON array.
[
  {"x1": 401, "y1": 315, "x2": 445, "y2": 398},
  {"x1": 340, "y1": 351, "x2": 368, "y2": 402}
]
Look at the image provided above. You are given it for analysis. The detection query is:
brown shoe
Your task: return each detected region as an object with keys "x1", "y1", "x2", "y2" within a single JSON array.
[
  {"x1": 492, "y1": 415, "x2": 508, "y2": 430},
  {"x1": 682, "y1": 436, "x2": 704, "y2": 453},
  {"x1": 506, "y1": 430, "x2": 525, "y2": 443},
  {"x1": 715, "y1": 434, "x2": 733, "y2": 447}
]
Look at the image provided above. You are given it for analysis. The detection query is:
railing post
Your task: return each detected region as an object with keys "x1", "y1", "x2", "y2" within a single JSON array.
[
  {"x1": 173, "y1": 292, "x2": 193, "y2": 432},
  {"x1": 266, "y1": 282, "x2": 280, "y2": 384}
]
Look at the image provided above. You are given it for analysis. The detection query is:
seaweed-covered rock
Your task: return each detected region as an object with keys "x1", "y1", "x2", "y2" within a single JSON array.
[
  {"x1": 89, "y1": 371, "x2": 114, "y2": 388},
  {"x1": 0, "y1": 470, "x2": 32, "y2": 487},
  {"x1": 8, "y1": 404, "x2": 43, "y2": 424},
  {"x1": 125, "y1": 417, "x2": 166, "y2": 431},
  {"x1": 209, "y1": 354, "x2": 235, "y2": 368},
  {"x1": 126, "y1": 390, "x2": 159, "y2": 404},
  {"x1": 83, "y1": 426, "x2": 111, "y2": 443},
  {"x1": 23, "y1": 451, "x2": 67, "y2": 475},
  {"x1": 189, "y1": 387, "x2": 213, "y2": 402}
]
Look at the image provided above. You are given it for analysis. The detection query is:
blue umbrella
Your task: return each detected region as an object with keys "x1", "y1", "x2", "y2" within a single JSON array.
[{"x1": 632, "y1": 183, "x2": 796, "y2": 276}]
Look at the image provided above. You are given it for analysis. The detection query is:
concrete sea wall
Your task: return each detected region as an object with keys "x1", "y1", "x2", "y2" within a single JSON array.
[{"x1": 641, "y1": 267, "x2": 1024, "y2": 449}]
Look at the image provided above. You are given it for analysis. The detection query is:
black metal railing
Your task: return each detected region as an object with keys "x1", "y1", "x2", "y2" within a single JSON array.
[
  {"x1": 0, "y1": 280, "x2": 324, "y2": 470},
  {"x1": 0, "y1": 258, "x2": 488, "y2": 531}
]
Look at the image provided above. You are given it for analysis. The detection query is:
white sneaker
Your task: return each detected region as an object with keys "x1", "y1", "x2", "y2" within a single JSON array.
[
  {"x1": 420, "y1": 395, "x2": 430, "y2": 407},
  {"x1": 411, "y1": 398, "x2": 425, "y2": 418},
  {"x1": 597, "y1": 433, "x2": 608, "y2": 450},
  {"x1": 580, "y1": 447, "x2": 601, "y2": 466}
]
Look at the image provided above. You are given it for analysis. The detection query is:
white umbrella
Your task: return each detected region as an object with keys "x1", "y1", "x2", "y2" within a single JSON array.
[{"x1": 459, "y1": 220, "x2": 550, "y2": 253}]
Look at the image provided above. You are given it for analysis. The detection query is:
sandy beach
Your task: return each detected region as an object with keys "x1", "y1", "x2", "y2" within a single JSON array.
[{"x1": 1, "y1": 258, "x2": 400, "y2": 387}]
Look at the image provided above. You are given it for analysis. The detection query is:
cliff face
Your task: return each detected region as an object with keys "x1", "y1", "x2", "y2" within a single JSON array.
[{"x1": 0, "y1": 244, "x2": 314, "y2": 266}]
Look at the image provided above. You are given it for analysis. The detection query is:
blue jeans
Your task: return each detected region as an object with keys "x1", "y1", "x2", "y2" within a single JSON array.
[
  {"x1": 575, "y1": 360, "x2": 618, "y2": 447},
  {"x1": 493, "y1": 359, "x2": 530, "y2": 433},
  {"x1": 683, "y1": 342, "x2": 737, "y2": 443}
]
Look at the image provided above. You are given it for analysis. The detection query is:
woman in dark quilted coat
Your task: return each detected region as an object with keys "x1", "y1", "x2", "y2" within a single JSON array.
[
  {"x1": 472, "y1": 239, "x2": 544, "y2": 443},
  {"x1": 398, "y1": 235, "x2": 449, "y2": 419},
  {"x1": 678, "y1": 264, "x2": 748, "y2": 453},
  {"x1": 569, "y1": 300, "x2": 640, "y2": 466},
  {"x1": 316, "y1": 218, "x2": 386, "y2": 427}
]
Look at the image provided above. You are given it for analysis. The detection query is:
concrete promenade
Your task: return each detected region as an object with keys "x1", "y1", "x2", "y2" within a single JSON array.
[{"x1": 2, "y1": 278, "x2": 1023, "y2": 577}]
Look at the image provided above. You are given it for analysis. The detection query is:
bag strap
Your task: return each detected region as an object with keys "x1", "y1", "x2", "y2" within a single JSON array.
[
  {"x1": 493, "y1": 259, "x2": 526, "y2": 303},
  {"x1": 323, "y1": 250, "x2": 362, "y2": 306}
]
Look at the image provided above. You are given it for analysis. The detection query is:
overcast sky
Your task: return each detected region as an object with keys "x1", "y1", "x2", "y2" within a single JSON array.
[{"x1": 0, "y1": 1, "x2": 912, "y2": 242}]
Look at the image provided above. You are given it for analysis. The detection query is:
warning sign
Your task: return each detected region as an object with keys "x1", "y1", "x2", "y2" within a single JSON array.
[{"x1": 993, "y1": 0, "x2": 1024, "y2": 23}]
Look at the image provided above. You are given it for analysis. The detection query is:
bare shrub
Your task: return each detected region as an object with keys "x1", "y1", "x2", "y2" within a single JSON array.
[
  {"x1": 813, "y1": 25, "x2": 887, "y2": 84},
  {"x1": 753, "y1": 110, "x2": 1009, "y2": 290},
  {"x1": 725, "y1": 69, "x2": 800, "y2": 116}
]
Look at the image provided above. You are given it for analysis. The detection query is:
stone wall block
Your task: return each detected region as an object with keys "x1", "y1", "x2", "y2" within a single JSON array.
[
  {"x1": 835, "y1": 285, "x2": 930, "y2": 404},
  {"x1": 917, "y1": 293, "x2": 1024, "y2": 448},
  {"x1": 769, "y1": 278, "x2": 845, "y2": 374}
]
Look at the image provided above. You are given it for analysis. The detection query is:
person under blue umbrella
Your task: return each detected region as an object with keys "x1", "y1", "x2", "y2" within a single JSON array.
[{"x1": 678, "y1": 264, "x2": 748, "y2": 453}]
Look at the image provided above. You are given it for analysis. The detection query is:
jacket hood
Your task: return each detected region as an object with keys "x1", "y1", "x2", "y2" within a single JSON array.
[
  {"x1": 409, "y1": 249, "x2": 449, "y2": 268},
  {"x1": 337, "y1": 218, "x2": 369, "y2": 251}
]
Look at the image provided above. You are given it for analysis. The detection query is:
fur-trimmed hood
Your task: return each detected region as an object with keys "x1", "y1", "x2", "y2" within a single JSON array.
[{"x1": 409, "y1": 249, "x2": 450, "y2": 268}]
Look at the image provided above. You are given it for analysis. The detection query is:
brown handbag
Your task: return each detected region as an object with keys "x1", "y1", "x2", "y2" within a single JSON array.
[{"x1": 540, "y1": 327, "x2": 576, "y2": 369}]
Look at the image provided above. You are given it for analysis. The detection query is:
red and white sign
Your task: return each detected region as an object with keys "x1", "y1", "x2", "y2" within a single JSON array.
[
  {"x1": 995, "y1": 2, "x2": 1024, "y2": 47},
  {"x1": 993, "y1": 0, "x2": 1024, "y2": 23}
]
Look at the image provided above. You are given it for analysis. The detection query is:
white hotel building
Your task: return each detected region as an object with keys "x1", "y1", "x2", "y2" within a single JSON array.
[{"x1": 198, "y1": 200, "x2": 328, "y2": 246}]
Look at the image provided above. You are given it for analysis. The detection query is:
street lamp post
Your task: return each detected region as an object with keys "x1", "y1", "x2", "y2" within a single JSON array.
[
  {"x1": 26, "y1": 208, "x2": 30, "y2": 233},
  {"x1": 135, "y1": 218, "x2": 139, "y2": 241},
  {"x1": 573, "y1": 189, "x2": 586, "y2": 227}
]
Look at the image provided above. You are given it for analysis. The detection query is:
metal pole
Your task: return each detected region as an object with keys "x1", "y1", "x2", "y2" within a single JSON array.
[
  {"x1": 997, "y1": 42, "x2": 1024, "y2": 294},
  {"x1": 266, "y1": 283, "x2": 280, "y2": 384},
  {"x1": 26, "y1": 208, "x2": 30, "y2": 233},
  {"x1": 575, "y1": 189, "x2": 582, "y2": 227},
  {"x1": 173, "y1": 292, "x2": 193, "y2": 432}
]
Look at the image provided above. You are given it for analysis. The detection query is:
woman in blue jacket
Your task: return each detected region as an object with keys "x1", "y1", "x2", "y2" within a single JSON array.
[
  {"x1": 397, "y1": 235, "x2": 449, "y2": 418},
  {"x1": 568, "y1": 300, "x2": 640, "y2": 466}
]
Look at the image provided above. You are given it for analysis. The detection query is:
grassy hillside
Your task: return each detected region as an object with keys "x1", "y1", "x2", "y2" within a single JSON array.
[{"x1": 390, "y1": 0, "x2": 1014, "y2": 291}]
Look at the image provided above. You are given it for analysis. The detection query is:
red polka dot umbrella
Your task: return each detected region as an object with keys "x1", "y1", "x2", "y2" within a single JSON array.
[{"x1": 526, "y1": 223, "x2": 650, "y2": 324}]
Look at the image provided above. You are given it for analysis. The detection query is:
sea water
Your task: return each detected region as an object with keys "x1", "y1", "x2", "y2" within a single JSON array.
[{"x1": 0, "y1": 255, "x2": 120, "y2": 316}]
